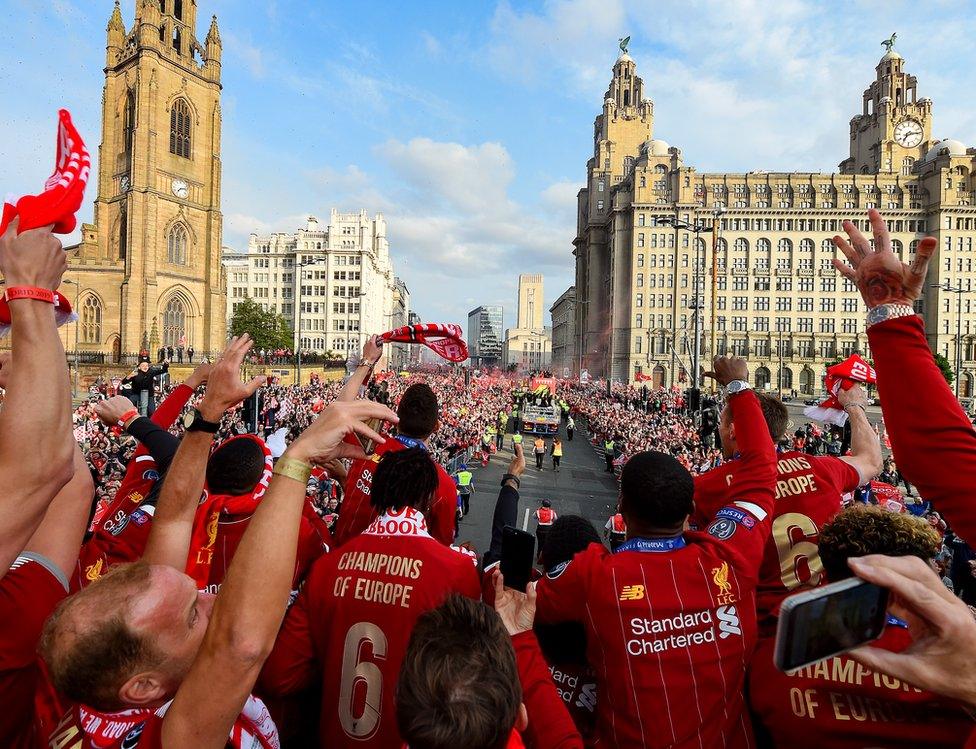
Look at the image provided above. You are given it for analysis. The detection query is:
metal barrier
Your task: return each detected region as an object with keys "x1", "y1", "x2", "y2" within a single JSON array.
[{"x1": 442, "y1": 447, "x2": 473, "y2": 477}]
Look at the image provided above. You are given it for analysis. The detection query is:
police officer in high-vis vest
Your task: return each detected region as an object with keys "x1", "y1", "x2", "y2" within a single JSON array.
[
  {"x1": 604, "y1": 437, "x2": 616, "y2": 473},
  {"x1": 535, "y1": 499, "x2": 557, "y2": 561},
  {"x1": 455, "y1": 464, "x2": 474, "y2": 517}
]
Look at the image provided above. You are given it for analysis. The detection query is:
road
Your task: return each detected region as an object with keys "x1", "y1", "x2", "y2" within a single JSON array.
[{"x1": 454, "y1": 421, "x2": 620, "y2": 553}]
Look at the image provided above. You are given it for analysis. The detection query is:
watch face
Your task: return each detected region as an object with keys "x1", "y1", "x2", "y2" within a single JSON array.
[
  {"x1": 894, "y1": 119, "x2": 923, "y2": 148},
  {"x1": 182, "y1": 410, "x2": 195, "y2": 429},
  {"x1": 171, "y1": 178, "x2": 189, "y2": 199}
]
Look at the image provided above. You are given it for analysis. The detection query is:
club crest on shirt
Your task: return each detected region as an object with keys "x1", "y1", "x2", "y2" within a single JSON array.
[
  {"x1": 711, "y1": 562, "x2": 736, "y2": 605},
  {"x1": 619, "y1": 584, "x2": 645, "y2": 601},
  {"x1": 142, "y1": 469, "x2": 160, "y2": 481}
]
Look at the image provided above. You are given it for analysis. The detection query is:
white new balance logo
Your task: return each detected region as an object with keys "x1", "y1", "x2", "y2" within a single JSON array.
[{"x1": 716, "y1": 605, "x2": 742, "y2": 639}]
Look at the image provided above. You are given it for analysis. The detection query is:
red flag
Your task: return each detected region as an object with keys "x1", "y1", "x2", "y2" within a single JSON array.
[{"x1": 380, "y1": 323, "x2": 468, "y2": 363}]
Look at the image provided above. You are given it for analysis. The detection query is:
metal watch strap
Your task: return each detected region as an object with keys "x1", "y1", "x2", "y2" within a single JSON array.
[{"x1": 866, "y1": 303, "x2": 916, "y2": 329}]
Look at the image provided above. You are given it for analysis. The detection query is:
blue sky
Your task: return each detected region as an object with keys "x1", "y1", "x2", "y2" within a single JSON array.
[{"x1": 2, "y1": 0, "x2": 976, "y2": 335}]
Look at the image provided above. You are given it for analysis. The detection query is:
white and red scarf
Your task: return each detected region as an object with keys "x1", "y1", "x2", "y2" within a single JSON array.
[
  {"x1": 380, "y1": 323, "x2": 468, "y2": 363},
  {"x1": 57, "y1": 694, "x2": 279, "y2": 749},
  {"x1": 185, "y1": 435, "x2": 274, "y2": 588},
  {"x1": 0, "y1": 110, "x2": 90, "y2": 336},
  {"x1": 803, "y1": 354, "x2": 877, "y2": 426}
]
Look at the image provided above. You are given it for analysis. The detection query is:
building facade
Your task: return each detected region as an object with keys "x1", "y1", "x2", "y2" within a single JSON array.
[
  {"x1": 389, "y1": 277, "x2": 411, "y2": 369},
  {"x1": 550, "y1": 286, "x2": 576, "y2": 377},
  {"x1": 467, "y1": 305, "x2": 504, "y2": 368},
  {"x1": 222, "y1": 211, "x2": 399, "y2": 356},
  {"x1": 68, "y1": 0, "x2": 226, "y2": 358},
  {"x1": 505, "y1": 274, "x2": 552, "y2": 371},
  {"x1": 575, "y1": 45, "x2": 976, "y2": 396}
]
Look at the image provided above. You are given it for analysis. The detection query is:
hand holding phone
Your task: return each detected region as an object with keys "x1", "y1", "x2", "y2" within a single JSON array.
[
  {"x1": 500, "y1": 525, "x2": 535, "y2": 593},
  {"x1": 357, "y1": 418, "x2": 387, "y2": 455},
  {"x1": 774, "y1": 577, "x2": 889, "y2": 672}
]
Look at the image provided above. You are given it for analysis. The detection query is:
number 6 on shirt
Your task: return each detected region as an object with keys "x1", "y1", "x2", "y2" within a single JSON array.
[{"x1": 339, "y1": 622, "x2": 388, "y2": 739}]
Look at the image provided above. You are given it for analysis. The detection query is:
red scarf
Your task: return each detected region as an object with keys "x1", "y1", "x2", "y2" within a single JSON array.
[
  {"x1": 0, "y1": 109, "x2": 89, "y2": 335},
  {"x1": 53, "y1": 694, "x2": 279, "y2": 749},
  {"x1": 185, "y1": 435, "x2": 274, "y2": 588},
  {"x1": 380, "y1": 323, "x2": 468, "y2": 363},
  {"x1": 803, "y1": 354, "x2": 876, "y2": 426}
]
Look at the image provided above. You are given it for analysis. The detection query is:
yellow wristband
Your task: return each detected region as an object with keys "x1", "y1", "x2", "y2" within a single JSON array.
[{"x1": 272, "y1": 457, "x2": 313, "y2": 485}]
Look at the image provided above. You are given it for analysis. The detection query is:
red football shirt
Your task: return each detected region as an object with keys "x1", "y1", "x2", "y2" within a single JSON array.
[
  {"x1": 535, "y1": 390, "x2": 777, "y2": 749},
  {"x1": 333, "y1": 437, "x2": 457, "y2": 547},
  {"x1": 749, "y1": 626, "x2": 971, "y2": 748},
  {"x1": 259, "y1": 507, "x2": 481, "y2": 748},
  {"x1": 0, "y1": 554, "x2": 68, "y2": 749},
  {"x1": 694, "y1": 451, "x2": 859, "y2": 629}
]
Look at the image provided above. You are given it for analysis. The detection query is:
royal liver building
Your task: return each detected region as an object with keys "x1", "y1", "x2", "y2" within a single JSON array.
[{"x1": 574, "y1": 40, "x2": 976, "y2": 397}]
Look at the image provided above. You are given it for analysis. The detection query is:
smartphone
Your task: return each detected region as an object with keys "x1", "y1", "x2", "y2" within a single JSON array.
[
  {"x1": 500, "y1": 526, "x2": 536, "y2": 592},
  {"x1": 774, "y1": 577, "x2": 889, "y2": 672},
  {"x1": 357, "y1": 418, "x2": 387, "y2": 455}
]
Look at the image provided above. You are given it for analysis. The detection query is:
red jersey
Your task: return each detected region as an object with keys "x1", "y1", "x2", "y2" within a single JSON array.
[
  {"x1": 333, "y1": 436, "x2": 457, "y2": 547},
  {"x1": 46, "y1": 694, "x2": 279, "y2": 749},
  {"x1": 259, "y1": 507, "x2": 481, "y2": 748},
  {"x1": 535, "y1": 390, "x2": 777, "y2": 749},
  {"x1": 0, "y1": 555, "x2": 68, "y2": 749},
  {"x1": 694, "y1": 451, "x2": 859, "y2": 629},
  {"x1": 749, "y1": 626, "x2": 971, "y2": 748}
]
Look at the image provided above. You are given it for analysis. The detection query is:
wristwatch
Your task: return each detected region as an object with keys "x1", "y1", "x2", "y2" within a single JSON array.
[
  {"x1": 866, "y1": 303, "x2": 916, "y2": 329},
  {"x1": 725, "y1": 380, "x2": 752, "y2": 395},
  {"x1": 182, "y1": 408, "x2": 220, "y2": 434}
]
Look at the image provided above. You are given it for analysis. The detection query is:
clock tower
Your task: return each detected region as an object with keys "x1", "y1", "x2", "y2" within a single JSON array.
[
  {"x1": 839, "y1": 43, "x2": 933, "y2": 175},
  {"x1": 69, "y1": 0, "x2": 226, "y2": 358}
]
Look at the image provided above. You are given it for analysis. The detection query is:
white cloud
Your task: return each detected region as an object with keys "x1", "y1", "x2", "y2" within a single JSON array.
[{"x1": 223, "y1": 31, "x2": 267, "y2": 79}]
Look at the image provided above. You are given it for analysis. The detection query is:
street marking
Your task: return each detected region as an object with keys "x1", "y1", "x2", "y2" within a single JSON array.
[{"x1": 522, "y1": 508, "x2": 531, "y2": 531}]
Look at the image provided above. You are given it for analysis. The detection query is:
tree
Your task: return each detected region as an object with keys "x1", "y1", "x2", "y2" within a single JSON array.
[
  {"x1": 933, "y1": 352, "x2": 954, "y2": 386},
  {"x1": 229, "y1": 298, "x2": 294, "y2": 351}
]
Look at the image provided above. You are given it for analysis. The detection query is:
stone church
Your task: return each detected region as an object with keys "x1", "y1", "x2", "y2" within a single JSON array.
[{"x1": 68, "y1": 0, "x2": 226, "y2": 359}]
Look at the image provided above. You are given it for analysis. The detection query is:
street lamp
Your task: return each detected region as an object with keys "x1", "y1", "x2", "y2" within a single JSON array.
[
  {"x1": 62, "y1": 279, "x2": 81, "y2": 398},
  {"x1": 296, "y1": 257, "x2": 326, "y2": 385},
  {"x1": 931, "y1": 281, "x2": 974, "y2": 400},
  {"x1": 657, "y1": 213, "x2": 714, "y2": 404}
]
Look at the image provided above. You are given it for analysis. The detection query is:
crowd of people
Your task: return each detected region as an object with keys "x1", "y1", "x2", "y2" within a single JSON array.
[{"x1": 4, "y1": 209, "x2": 976, "y2": 749}]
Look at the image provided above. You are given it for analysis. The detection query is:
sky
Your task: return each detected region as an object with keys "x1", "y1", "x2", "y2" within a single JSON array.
[{"x1": 1, "y1": 0, "x2": 976, "y2": 336}]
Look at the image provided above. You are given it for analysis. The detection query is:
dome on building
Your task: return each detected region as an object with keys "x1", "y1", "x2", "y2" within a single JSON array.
[
  {"x1": 641, "y1": 138, "x2": 671, "y2": 157},
  {"x1": 616, "y1": 52, "x2": 634, "y2": 64},
  {"x1": 924, "y1": 139, "x2": 968, "y2": 161},
  {"x1": 881, "y1": 49, "x2": 903, "y2": 62}
]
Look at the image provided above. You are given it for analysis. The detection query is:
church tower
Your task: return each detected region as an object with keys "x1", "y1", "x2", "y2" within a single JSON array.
[
  {"x1": 839, "y1": 43, "x2": 933, "y2": 175},
  {"x1": 70, "y1": 0, "x2": 225, "y2": 359}
]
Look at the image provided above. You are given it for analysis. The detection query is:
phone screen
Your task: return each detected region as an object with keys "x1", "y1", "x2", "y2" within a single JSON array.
[
  {"x1": 500, "y1": 526, "x2": 536, "y2": 592},
  {"x1": 357, "y1": 418, "x2": 386, "y2": 455},
  {"x1": 775, "y1": 578, "x2": 889, "y2": 672}
]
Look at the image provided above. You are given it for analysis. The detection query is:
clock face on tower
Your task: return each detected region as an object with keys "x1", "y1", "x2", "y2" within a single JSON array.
[
  {"x1": 171, "y1": 178, "x2": 189, "y2": 199},
  {"x1": 894, "y1": 119, "x2": 923, "y2": 148}
]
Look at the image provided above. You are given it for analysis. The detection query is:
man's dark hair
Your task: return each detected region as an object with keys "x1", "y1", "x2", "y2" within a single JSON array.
[
  {"x1": 371, "y1": 447, "x2": 437, "y2": 514},
  {"x1": 397, "y1": 383, "x2": 438, "y2": 438},
  {"x1": 539, "y1": 515, "x2": 602, "y2": 572},
  {"x1": 397, "y1": 595, "x2": 520, "y2": 749},
  {"x1": 819, "y1": 505, "x2": 940, "y2": 582},
  {"x1": 206, "y1": 437, "x2": 265, "y2": 495},
  {"x1": 723, "y1": 392, "x2": 789, "y2": 442},
  {"x1": 620, "y1": 451, "x2": 694, "y2": 528}
]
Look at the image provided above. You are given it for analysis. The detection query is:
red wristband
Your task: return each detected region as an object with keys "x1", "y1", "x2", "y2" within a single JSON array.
[
  {"x1": 117, "y1": 409, "x2": 139, "y2": 427},
  {"x1": 5, "y1": 286, "x2": 55, "y2": 303}
]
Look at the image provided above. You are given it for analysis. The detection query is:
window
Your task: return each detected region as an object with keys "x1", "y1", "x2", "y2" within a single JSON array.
[
  {"x1": 80, "y1": 295, "x2": 102, "y2": 344},
  {"x1": 123, "y1": 89, "x2": 136, "y2": 158},
  {"x1": 798, "y1": 278, "x2": 813, "y2": 292},
  {"x1": 842, "y1": 298, "x2": 858, "y2": 312},
  {"x1": 798, "y1": 297, "x2": 813, "y2": 312},
  {"x1": 163, "y1": 296, "x2": 188, "y2": 348},
  {"x1": 755, "y1": 296, "x2": 770, "y2": 311},
  {"x1": 798, "y1": 318, "x2": 813, "y2": 333},
  {"x1": 820, "y1": 298, "x2": 836, "y2": 312},
  {"x1": 820, "y1": 318, "x2": 835, "y2": 333},
  {"x1": 167, "y1": 223, "x2": 189, "y2": 265},
  {"x1": 118, "y1": 209, "x2": 127, "y2": 261},
  {"x1": 597, "y1": 200, "x2": 604, "y2": 210},
  {"x1": 169, "y1": 99, "x2": 192, "y2": 158}
]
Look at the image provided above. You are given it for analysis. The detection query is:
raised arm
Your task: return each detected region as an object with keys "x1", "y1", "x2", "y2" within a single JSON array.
[
  {"x1": 163, "y1": 399, "x2": 396, "y2": 748},
  {"x1": 337, "y1": 334, "x2": 383, "y2": 402},
  {"x1": 836, "y1": 384, "x2": 883, "y2": 484},
  {"x1": 0, "y1": 221, "x2": 74, "y2": 574},
  {"x1": 484, "y1": 444, "x2": 525, "y2": 568},
  {"x1": 142, "y1": 336, "x2": 265, "y2": 570},
  {"x1": 150, "y1": 362, "x2": 209, "y2": 429},
  {"x1": 833, "y1": 209, "x2": 976, "y2": 540}
]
